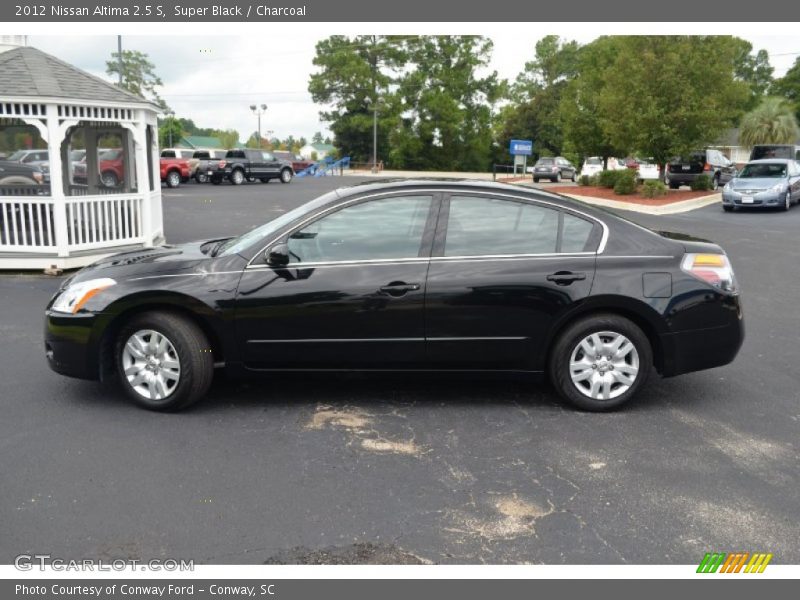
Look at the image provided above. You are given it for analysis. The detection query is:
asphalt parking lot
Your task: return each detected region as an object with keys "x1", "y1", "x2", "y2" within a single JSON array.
[{"x1": 2, "y1": 176, "x2": 799, "y2": 565}]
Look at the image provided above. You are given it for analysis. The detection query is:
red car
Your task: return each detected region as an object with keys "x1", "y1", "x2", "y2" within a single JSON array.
[
  {"x1": 72, "y1": 149, "x2": 126, "y2": 188},
  {"x1": 160, "y1": 157, "x2": 191, "y2": 188},
  {"x1": 273, "y1": 151, "x2": 315, "y2": 173}
]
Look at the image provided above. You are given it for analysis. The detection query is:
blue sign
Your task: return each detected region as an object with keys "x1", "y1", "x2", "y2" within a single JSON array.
[{"x1": 509, "y1": 139, "x2": 533, "y2": 156}]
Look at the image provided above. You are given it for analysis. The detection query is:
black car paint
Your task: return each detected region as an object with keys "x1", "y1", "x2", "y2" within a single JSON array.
[
  {"x1": 44, "y1": 180, "x2": 743, "y2": 385},
  {"x1": 207, "y1": 149, "x2": 293, "y2": 184}
]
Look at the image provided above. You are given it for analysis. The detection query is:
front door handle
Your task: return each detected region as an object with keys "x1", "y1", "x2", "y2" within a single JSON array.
[
  {"x1": 379, "y1": 281, "x2": 421, "y2": 296},
  {"x1": 546, "y1": 271, "x2": 586, "y2": 285}
]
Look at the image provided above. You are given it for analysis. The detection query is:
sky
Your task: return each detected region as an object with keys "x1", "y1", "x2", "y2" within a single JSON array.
[{"x1": 25, "y1": 32, "x2": 800, "y2": 146}]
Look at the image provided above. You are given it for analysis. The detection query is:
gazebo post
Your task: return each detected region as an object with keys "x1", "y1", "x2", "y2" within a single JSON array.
[
  {"x1": 45, "y1": 105, "x2": 70, "y2": 258},
  {"x1": 132, "y1": 114, "x2": 153, "y2": 247}
]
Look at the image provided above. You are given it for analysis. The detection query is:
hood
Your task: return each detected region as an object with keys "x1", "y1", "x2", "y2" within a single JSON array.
[
  {"x1": 70, "y1": 239, "x2": 222, "y2": 283},
  {"x1": 730, "y1": 177, "x2": 785, "y2": 191}
]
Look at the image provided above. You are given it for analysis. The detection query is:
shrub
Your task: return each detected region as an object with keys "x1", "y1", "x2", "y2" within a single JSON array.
[
  {"x1": 641, "y1": 180, "x2": 668, "y2": 198},
  {"x1": 613, "y1": 169, "x2": 638, "y2": 195},
  {"x1": 579, "y1": 174, "x2": 593, "y2": 186},
  {"x1": 691, "y1": 174, "x2": 713, "y2": 191},
  {"x1": 597, "y1": 170, "x2": 620, "y2": 188}
]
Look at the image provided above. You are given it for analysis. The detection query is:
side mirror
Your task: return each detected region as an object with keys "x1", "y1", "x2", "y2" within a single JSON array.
[{"x1": 264, "y1": 243, "x2": 290, "y2": 267}]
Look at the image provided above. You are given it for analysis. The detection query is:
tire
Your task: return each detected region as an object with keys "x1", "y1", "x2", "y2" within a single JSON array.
[
  {"x1": 230, "y1": 169, "x2": 245, "y2": 185},
  {"x1": 280, "y1": 168, "x2": 293, "y2": 184},
  {"x1": 571, "y1": 171, "x2": 576, "y2": 182},
  {"x1": 533, "y1": 178, "x2": 540, "y2": 183},
  {"x1": 115, "y1": 311, "x2": 214, "y2": 412},
  {"x1": 669, "y1": 182, "x2": 680, "y2": 190},
  {"x1": 548, "y1": 314, "x2": 652, "y2": 411},
  {"x1": 211, "y1": 178, "x2": 221, "y2": 185},
  {"x1": 260, "y1": 177, "x2": 270, "y2": 183},
  {"x1": 555, "y1": 172, "x2": 562, "y2": 183},
  {"x1": 711, "y1": 174, "x2": 720, "y2": 191},
  {"x1": 0, "y1": 175, "x2": 37, "y2": 185},
  {"x1": 195, "y1": 172, "x2": 208, "y2": 184},
  {"x1": 101, "y1": 171, "x2": 119, "y2": 188},
  {"x1": 723, "y1": 205, "x2": 734, "y2": 212},
  {"x1": 165, "y1": 170, "x2": 181, "y2": 188},
  {"x1": 782, "y1": 191, "x2": 791, "y2": 211}
]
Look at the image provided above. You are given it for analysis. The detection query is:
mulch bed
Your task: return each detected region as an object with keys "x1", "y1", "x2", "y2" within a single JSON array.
[{"x1": 556, "y1": 185, "x2": 717, "y2": 206}]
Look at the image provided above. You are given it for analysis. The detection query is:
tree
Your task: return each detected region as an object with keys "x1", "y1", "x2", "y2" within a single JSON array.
[
  {"x1": 739, "y1": 97, "x2": 800, "y2": 147},
  {"x1": 311, "y1": 131, "x2": 324, "y2": 144},
  {"x1": 309, "y1": 35, "x2": 408, "y2": 163},
  {"x1": 571, "y1": 36, "x2": 750, "y2": 171},
  {"x1": 390, "y1": 36, "x2": 502, "y2": 171},
  {"x1": 211, "y1": 129, "x2": 241, "y2": 149},
  {"x1": 772, "y1": 57, "x2": 800, "y2": 121},
  {"x1": 731, "y1": 39, "x2": 773, "y2": 110},
  {"x1": 511, "y1": 35, "x2": 580, "y2": 101},
  {"x1": 106, "y1": 50, "x2": 168, "y2": 109},
  {"x1": 158, "y1": 117, "x2": 183, "y2": 148}
]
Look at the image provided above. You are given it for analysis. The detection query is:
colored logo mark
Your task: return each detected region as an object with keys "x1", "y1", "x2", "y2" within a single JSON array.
[{"x1": 697, "y1": 552, "x2": 772, "y2": 573}]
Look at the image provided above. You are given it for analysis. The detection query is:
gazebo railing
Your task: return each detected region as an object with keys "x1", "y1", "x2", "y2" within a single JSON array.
[{"x1": 0, "y1": 192, "x2": 149, "y2": 253}]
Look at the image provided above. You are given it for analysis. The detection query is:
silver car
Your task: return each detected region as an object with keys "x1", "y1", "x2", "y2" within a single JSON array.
[{"x1": 721, "y1": 159, "x2": 800, "y2": 212}]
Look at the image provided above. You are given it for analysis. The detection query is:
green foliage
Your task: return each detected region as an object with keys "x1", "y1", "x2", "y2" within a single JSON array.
[
  {"x1": 732, "y1": 39, "x2": 774, "y2": 110},
  {"x1": 597, "y1": 169, "x2": 621, "y2": 188},
  {"x1": 613, "y1": 169, "x2": 638, "y2": 195},
  {"x1": 158, "y1": 117, "x2": 184, "y2": 148},
  {"x1": 211, "y1": 129, "x2": 241, "y2": 149},
  {"x1": 579, "y1": 174, "x2": 598, "y2": 186},
  {"x1": 739, "y1": 97, "x2": 800, "y2": 147},
  {"x1": 641, "y1": 180, "x2": 667, "y2": 198},
  {"x1": 772, "y1": 56, "x2": 800, "y2": 121},
  {"x1": 106, "y1": 50, "x2": 167, "y2": 109},
  {"x1": 691, "y1": 174, "x2": 714, "y2": 191}
]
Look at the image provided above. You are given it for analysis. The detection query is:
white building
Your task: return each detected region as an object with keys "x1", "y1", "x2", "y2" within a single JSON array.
[
  {"x1": 299, "y1": 143, "x2": 336, "y2": 161},
  {"x1": 0, "y1": 41, "x2": 163, "y2": 270}
]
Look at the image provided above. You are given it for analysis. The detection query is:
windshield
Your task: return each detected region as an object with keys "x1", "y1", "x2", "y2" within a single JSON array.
[
  {"x1": 585, "y1": 158, "x2": 602, "y2": 165},
  {"x1": 739, "y1": 163, "x2": 787, "y2": 178},
  {"x1": 7, "y1": 151, "x2": 26, "y2": 161},
  {"x1": 217, "y1": 191, "x2": 340, "y2": 257}
]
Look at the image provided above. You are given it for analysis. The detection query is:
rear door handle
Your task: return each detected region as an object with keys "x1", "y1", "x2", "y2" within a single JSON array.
[
  {"x1": 379, "y1": 281, "x2": 421, "y2": 295},
  {"x1": 546, "y1": 271, "x2": 586, "y2": 285}
]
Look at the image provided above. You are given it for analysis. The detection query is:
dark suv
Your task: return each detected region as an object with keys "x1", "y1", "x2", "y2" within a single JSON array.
[
  {"x1": 532, "y1": 156, "x2": 577, "y2": 183},
  {"x1": 665, "y1": 149, "x2": 737, "y2": 190},
  {"x1": 207, "y1": 149, "x2": 294, "y2": 185},
  {"x1": 750, "y1": 144, "x2": 800, "y2": 161}
]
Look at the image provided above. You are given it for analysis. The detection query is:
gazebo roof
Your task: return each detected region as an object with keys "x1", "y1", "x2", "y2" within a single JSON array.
[{"x1": 0, "y1": 46, "x2": 158, "y2": 108}]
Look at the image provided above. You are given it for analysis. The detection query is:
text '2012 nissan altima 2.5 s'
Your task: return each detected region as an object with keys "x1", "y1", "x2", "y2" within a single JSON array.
[{"x1": 44, "y1": 180, "x2": 744, "y2": 412}]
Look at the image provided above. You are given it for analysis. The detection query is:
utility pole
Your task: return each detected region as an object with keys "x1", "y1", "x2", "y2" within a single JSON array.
[
  {"x1": 117, "y1": 36, "x2": 123, "y2": 85},
  {"x1": 367, "y1": 96, "x2": 385, "y2": 173}
]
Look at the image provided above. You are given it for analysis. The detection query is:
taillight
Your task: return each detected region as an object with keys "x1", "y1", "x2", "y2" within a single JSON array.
[
  {"x1": 681, "y1": 253, "x2": 737, "y2": 293},
  {"x1": 33, "y1": 171, "x2": 43, "y2": 183},
  {"x1": 703, "y1": 162, "x2": 711, "y2": 171},
  {"x1": 218, "y1": 160, "x2": 227, "y2": 168}
]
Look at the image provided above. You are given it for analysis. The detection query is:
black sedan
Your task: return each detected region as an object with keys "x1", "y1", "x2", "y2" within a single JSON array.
[{"x1": 44, "y1": 180, "x2": 744, "y2": 412}]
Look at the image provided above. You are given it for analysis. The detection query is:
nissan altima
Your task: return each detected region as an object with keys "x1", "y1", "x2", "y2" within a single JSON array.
[{"x1": 44, "y1": 180, "x2": 744, "y2": 412}]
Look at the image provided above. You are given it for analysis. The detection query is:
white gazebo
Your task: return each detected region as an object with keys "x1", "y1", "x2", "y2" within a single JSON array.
[{"x1": 0, "y1": 38, "x2": 163, "y2": 270}]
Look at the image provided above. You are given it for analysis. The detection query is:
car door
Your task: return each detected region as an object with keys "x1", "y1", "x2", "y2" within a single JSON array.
[
  {"x1": 262, "y1": 152, "x2": 282, "y2": 178},
  {"x1": 234, "y1": 192, "x2": 440, "y2": 369},
  {"x1": 245, "y1": 149, "x2": 263, "y2": 178},
  {"x1": 424, "y1": 192, "x2": 600, "y2": 371},
  {"x1": 790, "y1": 161, "x2": 800, "y2": 202}
]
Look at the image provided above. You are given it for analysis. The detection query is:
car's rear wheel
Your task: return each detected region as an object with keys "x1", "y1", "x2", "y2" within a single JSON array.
[
  {"x1": 280, "y1": 168, "x2": 293, "y2": 183},
  {"x1": 669, "y1": 182, "x2": 680, "y2": 190},
  {"x1": 711, "y1": 174, "x2": 720, "y2": 191},
  {"x1": 723, "y1": 205, "x2": 734, "y2": 212},
  {"x1": 555, "y1": 172, "x2": 562, "y2": 183},
  {"x1": 115, "y1": 312, "x2": 213, "y2": 411},
  {"x1": 533, "y1": 177, "x2": 540, "y2": 183},
  {"x1": 195, "y1": 172, "x2": 208, "y2": 184},
  {"x1": 549, "y1": 314, "x2": 651, "y2": 411},
  {"x1": 165, "y1": 170, "x2": 181, "y2": 188},
  {"x1": 101, "y1": 171, "x2": 118, "y2": 187},
  {"x1": 782, "y1": 191, "x2": 791, "y2": 211},
  {"x1": 230, "y1": 169, "x2": 245, "y2": 185}
]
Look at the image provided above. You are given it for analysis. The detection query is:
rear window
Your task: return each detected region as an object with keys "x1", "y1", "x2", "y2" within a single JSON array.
[
  {"x1": 537, "y1": 158, "x2": 555, "y2": 165},
  {"x1": 586, "y1": 158, "x2": 602, "y2": 165},
  {"x1": 193, "y1": 151, "x2": 211, "y2": 159},
  {"x1": 751, "y1": 145, "x2": 794, "y2": 160}
]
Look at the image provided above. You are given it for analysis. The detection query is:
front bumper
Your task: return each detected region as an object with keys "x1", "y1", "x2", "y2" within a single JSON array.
[
  {"x1": 722, "y1": 189, "x2": 783, "y2": 207},
  {"x1": 44, "y1": 310, "x2": 104, "y2": 380}
]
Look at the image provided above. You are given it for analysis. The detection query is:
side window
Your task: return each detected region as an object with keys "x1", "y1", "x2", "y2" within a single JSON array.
[
  {"x1": 262, "y1": 152, "x2": 275, "y2": 161},
  {"x1": 161, "y1": 150, "x2": 176, "y2": 158},
  {"x1": 287, "y1": 195, "x2": 433, "y2": 264},
  {"x1": 444, "y1": 196, "x2": 559, "y2": 257},
  {"x1": 561, "y1": 213, "x2": 595, "y2": 253}
]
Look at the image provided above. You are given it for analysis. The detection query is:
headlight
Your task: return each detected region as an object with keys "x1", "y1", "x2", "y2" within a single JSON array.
[
  {"x1": 723, "y1": 181, "x2": 732, "y2": 191},
  {"x1": 51, "y1": 277, "x2": 116, "y2": 314},
  {"x1": 771, "y1": 182, "x2": 787, "y2": 193}
]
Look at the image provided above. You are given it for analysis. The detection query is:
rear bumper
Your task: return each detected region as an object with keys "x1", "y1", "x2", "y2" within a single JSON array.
[
  {"x1": 659, "y1": 296, "x2": 744, "y2": 377},
  {"x1": 666, "y1": 172, "x2": 705, "y2": 184}
]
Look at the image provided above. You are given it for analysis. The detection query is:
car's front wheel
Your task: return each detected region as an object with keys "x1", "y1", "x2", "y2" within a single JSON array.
[
  {"x1": 782, "y1": 191, "x2": 791, "y2": 211},
  {"x1": 555, "y1": 172, "x2": 562, "y2": 183},
  {"x1": 165, "y1": 170, "x2": 181, "y2": 188},
  {"x1": 195, "y1": 172, "x2": 208, "y2": 184},
  {"x1": 280, "y1": 168, "x2": 293, "y2": 184},
  {"x1": 549, "y1": 314, "x2": 651, "y2": 411},
  {"x1": 115, "y1": 312, "x2": 214, "y2": 411},
  {"x1": 230, "y1": 169, "x2": 245, "y2": 185}
]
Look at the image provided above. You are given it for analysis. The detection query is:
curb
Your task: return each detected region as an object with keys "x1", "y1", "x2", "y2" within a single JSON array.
[{"x1": 561, "y1": 193, "x2": 721, "y2": 215}]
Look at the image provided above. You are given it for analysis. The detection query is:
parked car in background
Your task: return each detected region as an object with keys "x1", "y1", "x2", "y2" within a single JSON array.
[
  {"x1": 533, "y1": 157, "x2": 576, "y2": 183},
  {"x1": 161, "y1": 148, "x2": 200, "y2": 180},
  {"x1": 7, "y1": 149, "x2": 50, "y2": 183},
  {"x1": 191, "y1": 150, "x2": 227, "y2": 183},
  {"x1": 73, "y1": 148, "x2": 125, "y2": 188},
  {"x1": 160, "y1": 157, "x2": 192, "y2": 188},
  {"x1": 207, "y1": 149, "x2": 294, "y2": 185},
  {"x1": 0, "y1": 160, "x2": 45, "y2": 186},
  {"x1": 579, "y1": 157, "x2": 604, "y2": 178},
  {"x1": 43, "y1": 180, "x2": 744, "y2": 412},
  {"x1": 749, "y1": 144, "x2": 800, "y2": 161},
  {"x1": 721, "y1": 159, "x2": 800, "y2": 212},
  {"x1": 665, "y1": 149, "x2": 736, "y2": 190},
  {"x1": 635, "y1": 158, "x2": 660, "y2": 182},
  {"x1": 273, "y1": 151, "x2": 315, "y2": 173}
]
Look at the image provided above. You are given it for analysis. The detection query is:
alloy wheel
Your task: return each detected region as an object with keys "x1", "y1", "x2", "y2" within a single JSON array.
[
  {"x1": 569, "y1": 331, "x2": 639, "y2": 401},
  {"x1": 121, "y1": 329, "x2": 181, "y2": 401}
]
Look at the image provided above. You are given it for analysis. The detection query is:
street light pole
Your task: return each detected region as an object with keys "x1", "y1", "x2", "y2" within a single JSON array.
[
  {"x1": 166, "y1": 109, "x2": 175, "y2": 147},
  {"x1": 249, "y1": 104, "x2": 267, "y2": 148},
  {"x1": 368, "y1": 96, "x2": 385, "y2": 174}
]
